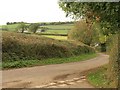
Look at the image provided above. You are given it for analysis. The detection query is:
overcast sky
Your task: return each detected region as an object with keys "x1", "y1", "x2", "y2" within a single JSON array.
[{"x1": 0, "y1": 0, "x2": 73, "y2": 25}]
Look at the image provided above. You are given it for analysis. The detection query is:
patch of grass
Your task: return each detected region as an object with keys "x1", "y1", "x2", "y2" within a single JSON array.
[
  {"x1": 87, "y1": 65, "x2": 109, "y2": 88},
  {"x1": 42, "y1": 35, "x2": 67, "y2": 40},
  {"x1": 2, "y1": 53, "x2": 97, "y2": 69},
  {"x1": 43, "y1": 30, "x2": 69, "y2": 34}
]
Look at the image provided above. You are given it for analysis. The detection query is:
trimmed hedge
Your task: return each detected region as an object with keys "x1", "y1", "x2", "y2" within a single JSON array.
[
  {"x1": 108, "y1": 33, "x2": 120, "y2": 88},
  {"x1": 2, "y1": 32, "x2": 95, "y2": 62}
]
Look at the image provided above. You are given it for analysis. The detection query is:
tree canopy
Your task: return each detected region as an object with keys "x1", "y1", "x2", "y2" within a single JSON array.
[
  {"x1": 16, "y1": 22, "x2": 27, "y2": 33},
  {"x1": 59, "y1": 2, "x2": 120, "y2": 34},
  {"x1": 29, "y1": 23, "x2": 40, "y2": 33},
  {"x1": 68, "y1": 20, "x2": 99, "y2": 46}
]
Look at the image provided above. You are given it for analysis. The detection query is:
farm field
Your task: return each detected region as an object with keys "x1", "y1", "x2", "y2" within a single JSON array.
[
  {"x1": 2, "y1": 23, "x2": 74, "y2": 35},
  {"x1": 2, "y1": 24, "x2": 20, "y2": 31},
  {"x1": 41, "y1": 23, "x2": 73, "y2": 35},
  {"x1": 41, "y1": 35, "x2": 67, "y2": 40},
  {"x1": 41, "y1": 30, "x2": 69, "y2": 34},
  {"x1": 42, "y1": 24, "x2": 73, "y2": 30}
]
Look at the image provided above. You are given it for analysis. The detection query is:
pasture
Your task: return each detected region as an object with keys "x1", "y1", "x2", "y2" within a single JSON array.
[
  {"x1": 2, "y1": 23, "x2": 74, "y2": 34},
  {"x1": 42, "y1": 24, "x2": 73, "y2": 30},
  {"x1": 2, "y1": 24, "x2": 20, "y2": 31},
  {"x1": 1, "y1": 23, "x2": 74, "y2": 40},
  {"x1": 41, "y1": 35, "x2": 67, "y2": 40},
  {"x1": 42, "y1": 30, "x2": 68, "y2": 34},
  {"x1": 39, "y1": 24, "x2": 73, "y2": 34}
]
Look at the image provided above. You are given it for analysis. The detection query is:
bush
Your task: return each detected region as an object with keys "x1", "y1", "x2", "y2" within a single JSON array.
[
  {"x1": 68, "y1": 20, "x2": 99, "y2": 46},
  {"x1": 2, "y1": 32, "x2": 95, "y2": 62}
]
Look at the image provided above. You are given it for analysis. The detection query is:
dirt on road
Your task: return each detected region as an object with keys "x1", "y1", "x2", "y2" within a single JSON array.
[{"x1": 2, "y1": 53, "x2": 109, "y2": 88}]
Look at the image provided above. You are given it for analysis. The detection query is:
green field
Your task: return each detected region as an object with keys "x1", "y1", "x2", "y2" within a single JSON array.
[
  {"x1": 42, "y1": 24, "x2": 73, "y2": 30},
  {"x1": 42, "y1": 30, "x2": 69, "y2": 34},
  {"x1": 41, "y1": 24, "x2": 73, "y2": 34},
  {"x1": 42, "y1": 35, "x2": 67, "y2": 40},
  {"x1": 1, "y1": 23, "x2": 73, "y2": 34},
  {"x1": 2, "y1": 24, "x2": 20, "y2": 31}
]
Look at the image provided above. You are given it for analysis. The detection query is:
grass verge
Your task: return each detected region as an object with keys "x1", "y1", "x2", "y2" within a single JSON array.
[
  {"x1": 87, "y1": 65, "x2": 109, "y2": 88},
  {"x1": 2, "y1": 53, "x2": 97, "y2": 69}
]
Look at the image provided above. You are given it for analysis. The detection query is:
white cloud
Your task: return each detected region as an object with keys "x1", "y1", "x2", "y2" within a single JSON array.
[{"x1": 0, "y1": 0, "x2": 73, "y2": 25}]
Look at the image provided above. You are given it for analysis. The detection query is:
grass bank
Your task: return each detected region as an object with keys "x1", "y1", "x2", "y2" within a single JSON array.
[
  {"x1": 2, "y1": 53, "x2": 97, "y2": 69},
  {"x1": 87, "y1": 65, "x2": 109, "y2": 88}
]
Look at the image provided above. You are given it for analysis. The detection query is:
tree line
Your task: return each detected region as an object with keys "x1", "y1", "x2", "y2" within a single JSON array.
[{"x1": 6, "y1": 21, "x2": 74, "y2": 25}]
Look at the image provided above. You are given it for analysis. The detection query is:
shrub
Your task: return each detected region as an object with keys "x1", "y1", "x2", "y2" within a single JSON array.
[
  {"x1": 68, "y1": 20, "x2": 99, "y2": 46},
  {"x1": 2, "y1": 32, "x2": 95, "y2": 62}
]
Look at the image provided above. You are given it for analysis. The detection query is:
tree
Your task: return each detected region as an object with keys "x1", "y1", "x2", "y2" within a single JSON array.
[
  {"x1": 59, "y1": 2, "x2": 119, "y2": 33},
  {"x1": 6, "y1": 22, "x2": 10, "y2": 25},
  {"x1": 68, "y1": 20, "x2": 99, "y2": 46},
  {"x1": 59, "y1": 2, "x2": 120, "y2": 88},
  {"x1": 29, "y1": 23, "x2": 40, "y2": 33},
  {"x1": 16, "y1": 22, "x2": 27, "y2": 33}
]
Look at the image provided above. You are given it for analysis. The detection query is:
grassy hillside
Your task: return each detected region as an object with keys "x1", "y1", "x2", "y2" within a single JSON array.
[{"x1": 2, "y1": 32, "x2": 95, "y2": 62}]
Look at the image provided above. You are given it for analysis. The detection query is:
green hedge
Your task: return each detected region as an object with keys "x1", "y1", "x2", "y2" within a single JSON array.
[
  {"x1": 2, "y1": 32, "x2": 95, "y2": 62},
  {"x1": 108, "y1": 33, "x2": 120, "y2": 88}
]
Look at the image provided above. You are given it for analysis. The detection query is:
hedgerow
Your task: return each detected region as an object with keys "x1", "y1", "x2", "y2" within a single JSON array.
[{"x1": 2, "y1": 32, "x2": 95, "y2": 62}]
